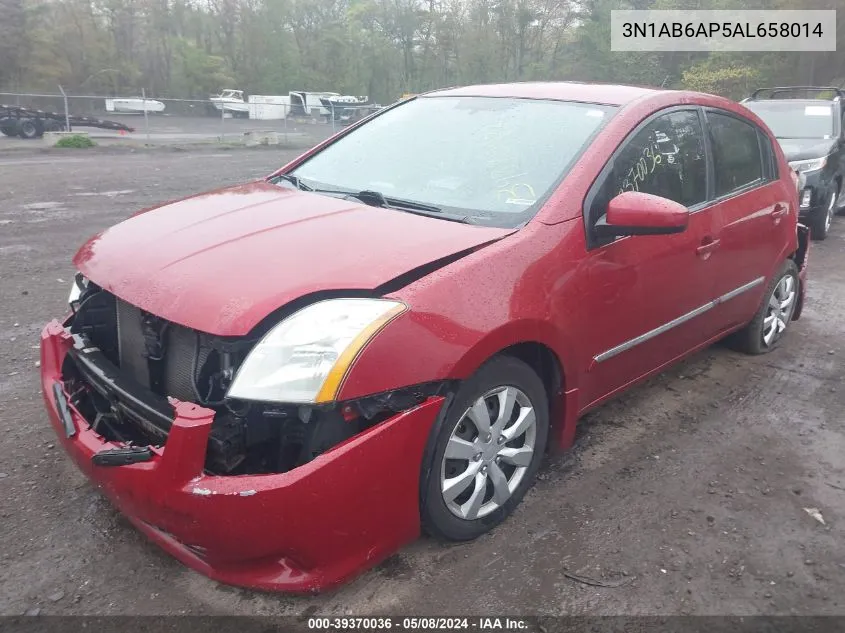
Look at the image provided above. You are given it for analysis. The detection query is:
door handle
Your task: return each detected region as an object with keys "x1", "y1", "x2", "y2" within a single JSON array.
[
  {"x1": 770, "y1": 204, "x2": 788, "y2": 221},
  {"x1": 696, "y1": 237, "x2": 721, "y2": 259}
]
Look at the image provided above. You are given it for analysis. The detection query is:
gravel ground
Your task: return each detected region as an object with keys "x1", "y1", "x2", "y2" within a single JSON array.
[{"x1": 0, "y1": 146, "x2": 844, "y2": 617}]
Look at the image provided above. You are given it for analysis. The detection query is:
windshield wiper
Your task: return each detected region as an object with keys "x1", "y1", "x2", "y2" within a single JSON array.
[
  {"x1": 346, "y1": 190, "x2": 472, "y2": 223},
  {"x1": 273, "y1": 174, "x2": 313, "y2": 191},
  {"x1": 276, "y1": 181, "x2": 472, "y2": 223},
  {"x1": 349, "y1": 190, "x2": 441, "y2": 212}
]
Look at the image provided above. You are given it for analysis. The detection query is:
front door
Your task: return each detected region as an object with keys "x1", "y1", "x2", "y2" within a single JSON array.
[{"x1": 579, "y1": 108, "x2": 721, "y2": 408}]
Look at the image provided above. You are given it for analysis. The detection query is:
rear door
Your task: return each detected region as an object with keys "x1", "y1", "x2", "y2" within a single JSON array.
[
  {"x1": 703, "y1": 109, "x2": 793, "y2": 328},
  {"x1": 579, "y1": 108, "x2": 721, "y2": 407}
]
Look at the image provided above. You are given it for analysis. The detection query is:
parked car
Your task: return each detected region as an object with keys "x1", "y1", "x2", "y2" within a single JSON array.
[
  {"x1": 41, "y1": 82, "x2": 810, "y2": 593},
  {"x1": 741, "y1": 86, "x2": 845, "y2": 240}
]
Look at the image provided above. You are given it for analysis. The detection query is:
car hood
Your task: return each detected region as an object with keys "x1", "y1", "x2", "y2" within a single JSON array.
[
  {"x1": 777, "y1": 138, "x2": 837, "y2": 162},
  {"x1": 74, "y1": 181, "x2": 513, "y2": 336}
]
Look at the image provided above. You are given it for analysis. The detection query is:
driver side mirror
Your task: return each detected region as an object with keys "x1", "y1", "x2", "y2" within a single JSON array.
[{"x1": 594, "y1": 191, "x2": 689, "y2": 239}]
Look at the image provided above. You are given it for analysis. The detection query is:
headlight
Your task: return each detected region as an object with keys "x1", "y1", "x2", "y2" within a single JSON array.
[
  {"x1": 227, "y1": 298, "x2": 406, "y2": 404},
  {"x1": 68, "y1": 273, "x2": 88, "y2": 305},
  {"x1": 789, "y1": 157, "x2": 827, "y2": 173}
]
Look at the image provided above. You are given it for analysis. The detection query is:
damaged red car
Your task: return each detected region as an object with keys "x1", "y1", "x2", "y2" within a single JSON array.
[{"x1": 41, "y1": 82, "x2": 810, "y2": 593}]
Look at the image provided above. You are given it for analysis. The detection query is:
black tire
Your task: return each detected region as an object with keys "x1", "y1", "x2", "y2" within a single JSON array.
[
  {"x1": 730, "y1": 259, "x2": 799, "y2": 355},
  {"x1": 0, "y1": 121, "x2": 18, "y2": 137},
  {"x1": 810, "y1": 188, "x2": 837, "y2": 240},
  {"x1": 43, "y1": 119, "x2": 64, "y2": 132},
  {"x1": 420, "y1": 355, "x2": 549, "y2": 541},
  {"x1": 17, "y1": 118, "x2": 40, "y2": 139},
  {"x1": 834, "y1": 180, "x2": 845, "y2": 216}
]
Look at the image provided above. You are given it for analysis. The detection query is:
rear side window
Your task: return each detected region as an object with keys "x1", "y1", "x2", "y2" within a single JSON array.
[
  {"x1": 588, "y1": 110, "x2": 707, "y2": 225},
  {"x1": 708, "y1": 112, "x2": 764, "y2": 197}
]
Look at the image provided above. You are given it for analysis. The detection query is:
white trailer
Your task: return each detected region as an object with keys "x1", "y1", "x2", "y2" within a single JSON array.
[{"x1": 247, "y1": 95, "x2": 291, "y2": 120}]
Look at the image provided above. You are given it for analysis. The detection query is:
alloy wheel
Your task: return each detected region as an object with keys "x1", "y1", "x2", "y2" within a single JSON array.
[
  {"x1": 762, "y1": 274, "x2": 797, "y2": 347},
  {"x1": 440, "y1": 386, "x2": 537, "y2": 520}
]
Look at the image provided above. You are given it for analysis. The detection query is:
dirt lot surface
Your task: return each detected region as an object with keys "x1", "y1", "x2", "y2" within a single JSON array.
[{"x1": 1, "y1": 146, "x2": 844, "y2": 617}]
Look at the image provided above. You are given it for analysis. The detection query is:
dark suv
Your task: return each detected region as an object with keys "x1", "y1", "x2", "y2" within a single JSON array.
[{"x1": 742, "y1": 86, "x2": 845, "y2": 240}]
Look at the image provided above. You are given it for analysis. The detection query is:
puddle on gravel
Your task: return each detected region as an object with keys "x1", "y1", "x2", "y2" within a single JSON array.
[
  {"x1": 70, "y1": 190, "x2": 135, "y2": 198},
  {"x1": 0, "y1": 244, "x2": 34, "y2": 255},
  {"x1": 22, "y1": 202, "x2": 64, "y2": 211}
]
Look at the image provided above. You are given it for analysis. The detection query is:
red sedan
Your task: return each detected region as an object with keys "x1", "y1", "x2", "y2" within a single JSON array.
[{"x1": 41, "y1": 82, "x2": 809, "y2": 593}]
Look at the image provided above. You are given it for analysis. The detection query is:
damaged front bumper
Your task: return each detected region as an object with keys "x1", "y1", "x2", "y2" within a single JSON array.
[{"x1": 40, "y1": 319, "x2": 444, "y2": 593}]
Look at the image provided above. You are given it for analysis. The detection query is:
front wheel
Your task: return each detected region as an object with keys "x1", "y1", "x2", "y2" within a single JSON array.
[
  {"x1": 730, "y1": 260, "x2": 799, "y2": 355},
  {"x1": 420, "y1": 355, "x2": 548, "y2": 541}
]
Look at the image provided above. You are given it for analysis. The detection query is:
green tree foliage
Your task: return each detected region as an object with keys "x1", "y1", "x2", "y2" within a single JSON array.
[
  {"x1": 0, "y1": 0, "x2": 28, "y2": 88},
  {"x1": 174, "y1": 40, "x2": 234, "y2": 96},
  {"x1": 1, "y1": 0, "x2": 842, "y2": 103},
  {"x1": 681, "y1": 61, "x2": 761, "y2": 99}
]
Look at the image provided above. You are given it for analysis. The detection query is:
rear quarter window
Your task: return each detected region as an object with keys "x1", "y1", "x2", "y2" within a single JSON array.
[{"x1": 758, "y1": 130, "x2": 778, "y2": 180}]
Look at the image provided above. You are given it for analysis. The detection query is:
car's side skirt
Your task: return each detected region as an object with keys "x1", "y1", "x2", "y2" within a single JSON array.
[
  {"x1": 578, "y1": 318, "x2": 749, "y2": 419},
  {"x1": 593, "y1": 276, "x2": 765, "y2": 364}
]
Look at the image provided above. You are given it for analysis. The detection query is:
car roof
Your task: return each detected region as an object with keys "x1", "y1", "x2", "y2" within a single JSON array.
[{"x1": 424, "y1": 81, "x2": 662, "y2": 106}]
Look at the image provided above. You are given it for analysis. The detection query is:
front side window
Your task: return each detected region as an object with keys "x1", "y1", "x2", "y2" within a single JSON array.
[
  {"x1": 588, "y1": 109, "x2": 707, "y2": 227},
  {"x1": 289, "y1": 96, "x2": 616, "y2": 228},
  {"x1": 707, "y1": 112, "x2": 764, "y2": 197}
]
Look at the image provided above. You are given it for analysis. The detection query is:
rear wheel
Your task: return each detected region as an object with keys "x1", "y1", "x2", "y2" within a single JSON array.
[
  {"x1": 17, "y1": 118, "x2": 40, "y2": 139},
  {"x1": 810, "y1": 188, "x2": 836, "y2": 240},
  {"x1": 730, "y1": 259, "x2": 799, "y2": 355},
  {"x1": 420, "y1": 355, "x2": 548, "y2": 541}
]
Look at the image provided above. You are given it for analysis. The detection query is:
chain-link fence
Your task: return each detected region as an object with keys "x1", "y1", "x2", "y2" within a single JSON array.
[{"x1": 0, "y1": 89, "x2": 384, "y2": 146}]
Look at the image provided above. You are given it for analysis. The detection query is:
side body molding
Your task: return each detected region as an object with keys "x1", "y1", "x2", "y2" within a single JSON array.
[{"x1": 594, "y1": 277, "x2": 765, "y2": 363}]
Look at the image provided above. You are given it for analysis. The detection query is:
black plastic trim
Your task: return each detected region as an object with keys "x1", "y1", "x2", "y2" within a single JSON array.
[
  {"x1": 92, "y1": 446, "x2": 154, "y2": 467},
  {"x1": 747, "y1": 86, "x2": 845, "y2": 101},
  {"x1": 53, "y1": 382, "x2": 76, "y2": 438},
  {"x1": 68, "y1": 336, "x2": 175, "y2": 436}
]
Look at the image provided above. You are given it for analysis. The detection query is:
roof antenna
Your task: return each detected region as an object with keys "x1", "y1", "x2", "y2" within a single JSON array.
[{"x1": 661, "y1": 75, "x2": 670, "y2": 88}]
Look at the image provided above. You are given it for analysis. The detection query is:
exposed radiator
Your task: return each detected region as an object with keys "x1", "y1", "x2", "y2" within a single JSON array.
[
  {"x1": 115, "y1": 297, "x2": 208, "y2": 401},
  {"x1": 164, "y1": 324, "x2": 211, "y2": 402},
  {"x1": 116, "y1": 298, "x2": 150, "y2": 388}
]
